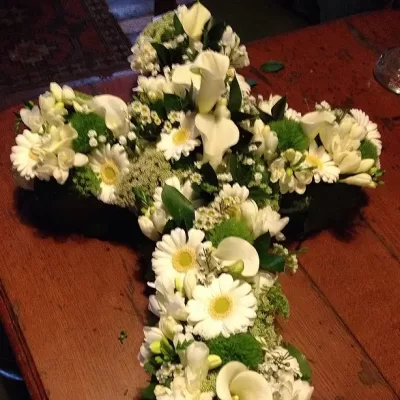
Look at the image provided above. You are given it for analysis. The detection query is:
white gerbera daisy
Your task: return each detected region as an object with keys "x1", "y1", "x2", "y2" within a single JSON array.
[
  {"x1": 157, "y1": 113, "x2": 200, "y2": 161},
  {"x1": 187, "y1": 273, "x2": 257, "y2": 340},
  {"x1": 152, "y1": 228, "x2": 206, "y2": 281},
  {"x1": 350, "y1": 109, "x2": 382, "y2": 154},
  {"x1": 153, "y1": 176, "x2": 195, "y2": 209},
  {"x1": 306, "y1": 141, "x2": 340, "y2": 184},
  {"x1": 89, "y1": 143, "x2": 129, "y2": 204},
  {"x1": 10, "y1": 130, "x2": 43, "y2": 179}
]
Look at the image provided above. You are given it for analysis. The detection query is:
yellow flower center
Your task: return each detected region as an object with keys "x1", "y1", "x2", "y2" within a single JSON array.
[
  {"x1": 172, "y1": 247, "x2": 196, "y2": 272},
  {"x1": 28, "y1": 148, "x2": 41, "y2": 161},
  {"x1": 306, "y1": 154, "x2": 323, "y2": 169},
  {"x1": 100, "y1": 161, "x2": 120, "y2": 185},
  {"x1": 172, "y1": 128, "x2": 190, "y2": 145},
  {"x1": 209, "y1": 295, "x2": 233, "y2": 320}
]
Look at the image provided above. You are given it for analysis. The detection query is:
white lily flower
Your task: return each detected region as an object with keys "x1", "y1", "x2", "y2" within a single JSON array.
[
  {"x1": 216, "y1": 361, "x2": 272, "y2": 400},
  {"x1": 89, "y1": 95, "x2": 130, "y2": 137},
  {"x1": 214, "y1": 237, "x2": 260, "y2": 277},
  {"x1": 177, "y1": 2, "x2": 211, "y2": 41},
  {"x1": 340, "y1": 173, "x2": 376, "y2": 188},
  {"x1": 195, "y1": 113, "x2": 239, "y2": 169}
]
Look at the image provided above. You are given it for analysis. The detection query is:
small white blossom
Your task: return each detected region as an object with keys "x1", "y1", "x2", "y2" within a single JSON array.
[{"x1": 89, "y1": 137, "x2": 98, "y2": 147}]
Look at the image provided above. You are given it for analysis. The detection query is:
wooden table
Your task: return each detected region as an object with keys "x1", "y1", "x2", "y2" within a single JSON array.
[{"x1": 1, "y1": 9, "x2": 400, "y2": 400}]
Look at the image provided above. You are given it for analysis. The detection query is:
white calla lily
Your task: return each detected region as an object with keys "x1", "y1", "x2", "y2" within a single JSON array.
[
  {"x1": 89, "y1": 95, "x2": 130, "y2": 137},
  {"x1": 195, "y1": 114, "x2": 239, "y2": 169},
  {"x1": 214, "y1": 237, "x2": 259, "y2": 277},
  {"x1": 178, "y1": 2, "x2": 211, "y2": 41},
  {"x1": 301, "y1": 110, "x2": 336, "y2": 140},
  {"x1": 216, "y1": 361, "x2": 272, "y2": 400}
]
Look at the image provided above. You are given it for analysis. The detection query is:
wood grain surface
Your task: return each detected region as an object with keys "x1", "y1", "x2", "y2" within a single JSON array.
[{"x1": 1, "y1": 9, "x2": 400, "y2": 400}]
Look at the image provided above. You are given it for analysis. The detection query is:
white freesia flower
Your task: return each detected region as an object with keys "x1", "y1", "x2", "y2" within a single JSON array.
[
  {"x1": 195, "y1": 113, "x2": 239, "y2": 169},
  {"x1": 10, "y1": 130, "x2": 43, "y2": 179},
  {"x1": 300, "y1": 109, "x2": 336, "y2": 140},
  {"x1": 274, "y1": 380, "x2": 314, "y2": 400},
  {"x1": 20, "y1": 106, "x2": 44, "y2": 133},
  {"x1": 220, "y1": 26, "x2": 250, "y2": 68},
  {"x1": 39, "y1": 91, "x2": 67, "y2": 126},
  {"x1": 251, "y1": 119, "x2": 278, "y2": 161},
  {"x1": 177, "y1": 2, "x2": 211, "y2": 41},
  {"x1": 259, "y1": 94, "x2": 285, "y2": 115},
  {"x1": 187, "y1": 273, "x2": 257, "y2": 339},
  {"x1": 216, "y1": 361, "x2": 272, "y2": 400},
  {"x1": 270, "y1": 149, "x2": 313, "y2": 195},
  {"x1": 138, "y1": 207, "x2": 169, "y2": 241},
  {"x1": 88, "y1": 144, "x2": 129, "y2": 203},
  {"x1": 214, "y1": 237, "x2": 260, "y2": 277},
  {"x1": 155, "y1": 375, "x2": 213, "y2": 400},
  {"x1": 152, "y1": 228, "x2": 207, "y2": 281},
  {"x1": 90, "y1": 95, "x2": 130, "y2": 137},
  {"x1": 306, "y1": 141, "x2": 340, "y2": 183},
  {"x1": 149, "y1": 274, "x2": 188, "y2": 321},
  {"x1": 241, "y1": 201, "x2": 289, "y2": 240},
  {"x1": 50, "y1": 82, "x2": 75, "y2": 103},
  {"x1": 159, "y1": 316, "x2": 183, "y2": 341},
  {"x1": 153, "y1": 176, "x2": 195, "y2": 209},
  {"x1": 340, "y1": 173, "x2": 377, "y2": 188},
  {"x1": 138, "y1": 326, "x2": 164, "y2": 366},
  {"x1": 184, "y1": 341, "x2": 210, "y2": 394},
  {"x1": 135, "y1": 75, "x2": 167, "y2": 100},
  {"x1": 157, "y1": 113, "x2": 200, "y2": 161},
  {"x1": 253, "y1": 271, "x2": 277, "y2": 296},
  {"x1": 219, "y1": 183, "x2": 249, "y2": 202}
]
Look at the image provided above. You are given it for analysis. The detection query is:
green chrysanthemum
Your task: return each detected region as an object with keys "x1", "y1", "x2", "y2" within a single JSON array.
[
  {"x1": 207, "y1": 218, "x2": 254, "y2": 247},
  {"x1": 269, "y1": 119, "x2": 309, "y2": 152},
  {"x1": 207, "y1": 333, "x2": 264, "y2": 370}
]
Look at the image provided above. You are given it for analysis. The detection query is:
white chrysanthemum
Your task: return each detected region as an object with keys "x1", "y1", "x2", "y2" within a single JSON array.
[
  {"x1": 129, "y1": 36, "x2": 159, "y2": 76},
  {"x1": 285, "y1": 108, "x2": 302, "y2": 122},
  {"x1": 157, "y1": 113, "x2": 200, "y2": 161},
  {"x1": 306, "y1": 141, "x2": 340, "y2": 184},
  {"x1": 187, "y1": 273, "x2": 257, "y2": 340},
  {"x1": 20, "y1": 106, "x2": 44, "y2": 133},
  {"x1": 219, "y1": 183, "x2": 249, "y2": 203},
  {"x1": 152, "y1": 228, "x2": 206, "y2": 281},
  {"x1": 10, "y1": 130, "x2": 43, "y2": 179},
  {"x1": 270, "y1": 150, "x2": 313, "y2": 195},
  {"x1": 89, "y1": 143, "x2": 129, "y2": 204},
  {"x1": 350, "y1": 108, "x2": 382, "y2": 155},
  {"x1": 138, "y1": 326, "x2": 164, "y2": 367},
  {"x1": 154, "y1": 176, "x2": 195, "y2": 209}
]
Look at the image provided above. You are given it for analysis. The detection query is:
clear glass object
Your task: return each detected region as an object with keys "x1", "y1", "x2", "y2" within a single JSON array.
[{"x1": 374, "y1": 47, "x2": 400, "y2": 94}]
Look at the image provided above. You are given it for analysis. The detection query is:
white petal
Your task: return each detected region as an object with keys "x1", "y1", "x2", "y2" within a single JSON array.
[
  {"x1": 229, "y1": 371, "x2": 272, "y2": 400},
  {"x1": 73, "y1": 153, "x2": 88, "y2": 167},
  {"x1": 179, "y1": 2, "x2": 211, "y2": 41},
  {"x1": 301, "y1": 110, "x2": 336, "y2": 140},
  {"x1": 216, "y1": 362, "x2": 248, "y2": 400}
]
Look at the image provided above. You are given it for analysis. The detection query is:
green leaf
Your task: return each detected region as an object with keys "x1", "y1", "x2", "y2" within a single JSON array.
[
  {"x1": 24, "y1": 100, "x2": 35, "y2": 110},
  {"x1": 204, "y1": 20, "x2": 226, "y2": 50},
  {"x1": 231, "y1": 127, "x2": 254, "y2": 153},
  {"x1": 164, "y1": 93, "x2": 182, "y2": 113},
  {"x1": 142, "y1": 382, "x2": 157, "y2": 400},
  {"x1": 246, "y1": 78, "x2": 257, "y2": 88},
  {"x1": 176, "y1": 339, "x2": 194, "y2": 352},
  {"x1": 271, "y1": 95, "x2": 287, "y2": 121},
  {"x1": 230, "y1": 111, "x2": 255, "y2": 123},
  {"x1": 118, "y1": 330, "x2": 128, "y2": 344},
  {"x1": 259, "y1": 254, "x2": 285, "y2": 272},
  {"x1": 162, "y1": 219, "x2": 179, "y2": 235},
  {"x1": 260, "y1": 61, "x2": 284, "y2": 73},
  {"x1": 173, "y1": 13, "x2": 184, "y2": 35},
  {"x1": 144, "y1": 362, "x2": 156, "y2": 375},
  {"x1": 160, "y1": 339, "x2": 175, "y2": 359},
  {"x1": 257, "y1": 107, "x2": 273, "y2": 124},
  {"x1": 254, "y1": 233, "x2": 272, "y2": 257},
  {"x1": 161, "y1": 185, "x2": 195, "y2": 230},
  {"x1": 200, "y1": 163, "x2": 219, "y2": 187},
  {"x1": 151, "y1": 43, "x2": 171, "y2": 67},
  {"x1": 228, "y1": 74, "x2": 242, "y2": 113},
  {"x1": 286, "y1": 344, "x2": 312, "y2": 382}
]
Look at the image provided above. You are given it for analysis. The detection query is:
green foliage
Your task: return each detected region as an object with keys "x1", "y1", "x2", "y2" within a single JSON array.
[
  {"x1": 69, "y1": 112, "x2": 109, "y2": 154},
  {"x1": 269, "y1": 119, "x2": 309, "y2": 152},
  {"x1": 227, "y1": 74, "x2": 242, "y2": 113},
  {"x1": 258, "y1": 283, "x2": 290, "y2": 319},
  {"x1": 162, "y1": 185, "x2": 195, "y2": 230},
  {"x1": 207, "y1": 218, "x2": 254, "y2": 247},
  {"x1": 260, "y1": 61, "x2": 284, "y2": 73},
  {"x1": 286, "y1": 344, "x2": 312, "y2": 382},
  {"x1": 250, "y1": 315, "x2": 280, "y2": 349},
  {"x1": 246, "y1": 78, "x2": 257, "y2": 88},
  {"x1": 141, "y1": 382, "x2": 157, "y2": 400},
  {"x1": 207, "y1": 333, "x2": 264, "y2": 370},
  {"x1": 72, "y1": 166, "x2": 100, "y2": 198},
  {"x1": 359, "y1": 139, "x2": 378, "y2": 161}
]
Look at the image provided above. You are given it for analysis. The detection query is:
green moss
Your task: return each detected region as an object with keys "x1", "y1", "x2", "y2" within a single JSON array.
[
  {"x1": 207, "y1": 333, "x2": 264, "y2": 370},
  {"x1": 359, "y1": 139, "x2": 378, "y2": 161},
  {"x1": 72, "y1": 166, "x2": 100, "y2": 198},
  {"x1": 207, "y1": 218, "x2": 254, "y2": 247},
  {"x1": 69, "y1": 112, "x2": 110, "y2": 154},
  {"x1": 269, "y1": 119, "x2": 309, "y2": 152}
]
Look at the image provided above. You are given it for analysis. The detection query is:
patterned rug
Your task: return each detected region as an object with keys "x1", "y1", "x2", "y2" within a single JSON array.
[{"x1": 0, "y1": 0, "x2": 131, "y2": 100}]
